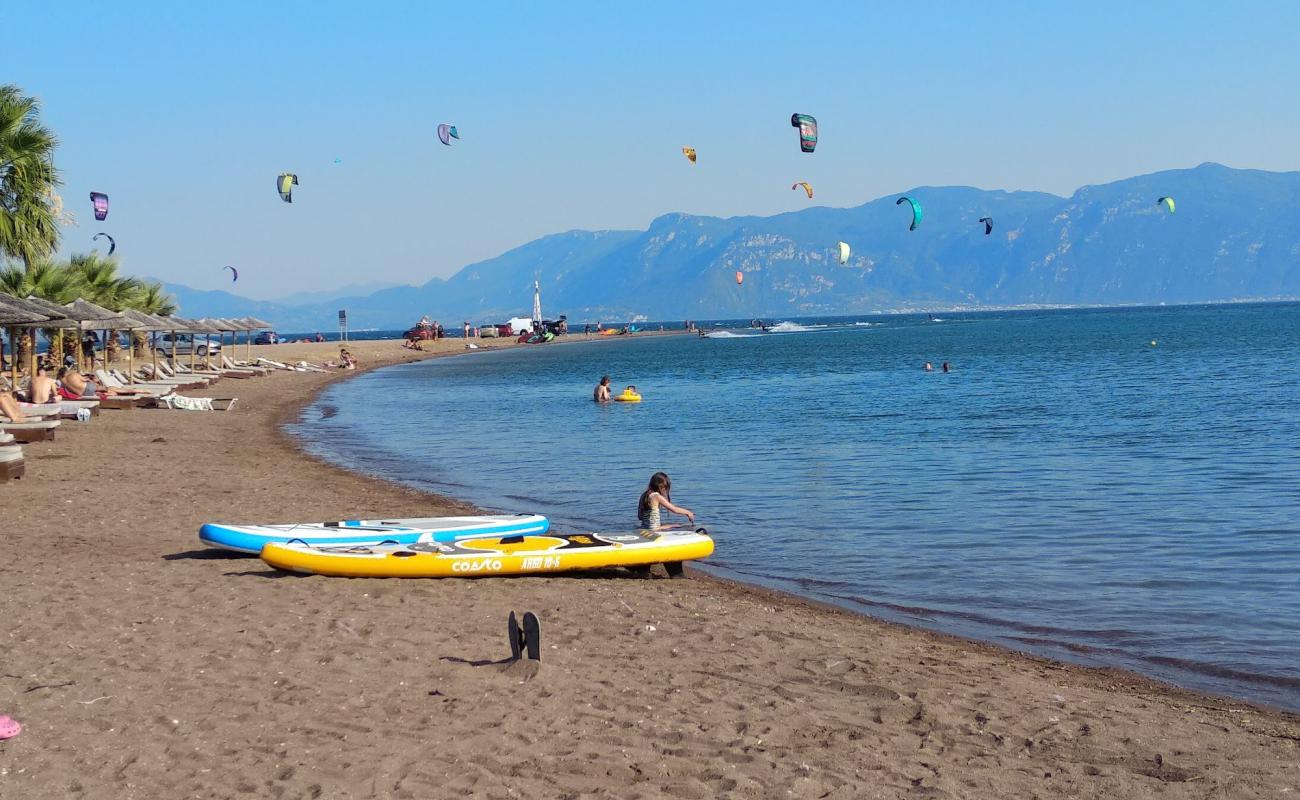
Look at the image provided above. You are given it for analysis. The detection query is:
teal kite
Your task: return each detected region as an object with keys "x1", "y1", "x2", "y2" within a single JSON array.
[{"x1": 896, "y1": 196, "x2": 922, "y2": 231}]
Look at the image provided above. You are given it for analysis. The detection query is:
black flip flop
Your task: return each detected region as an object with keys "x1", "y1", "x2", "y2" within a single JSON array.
[
  {"x1": 523, "y1": 612, "x2": 541, "y2": 661},
  {"x1": 507, "y1": 611, "x2": 523, "y2": 661}
]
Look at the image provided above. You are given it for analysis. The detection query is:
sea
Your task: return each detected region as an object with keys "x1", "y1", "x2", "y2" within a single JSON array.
[{"x1": 289, "y1": 303, "x2": 1300, "y2": 710}]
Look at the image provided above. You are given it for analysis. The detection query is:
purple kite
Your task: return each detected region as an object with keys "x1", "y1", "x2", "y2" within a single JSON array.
[{"x1": 90, "y1": 191, "x2": 109, "y2": 221}]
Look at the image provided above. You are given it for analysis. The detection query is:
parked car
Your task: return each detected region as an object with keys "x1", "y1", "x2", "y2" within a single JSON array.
[
  {"x1": 253, "y1": 331, "x2": 280, "y2": 345},
  {"x1": 155, "y1": 332, "x2": 222, "y2": 356}
]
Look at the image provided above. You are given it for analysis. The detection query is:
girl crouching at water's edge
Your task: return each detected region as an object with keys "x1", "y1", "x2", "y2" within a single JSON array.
[{"x1": 638, "y1": 472, "x2": 694, "y2": 531}]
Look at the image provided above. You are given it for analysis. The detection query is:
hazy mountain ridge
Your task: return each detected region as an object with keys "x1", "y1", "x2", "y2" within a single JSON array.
[{"x1": 165, "y1": 164, "x2": 1300, "y2": 329}]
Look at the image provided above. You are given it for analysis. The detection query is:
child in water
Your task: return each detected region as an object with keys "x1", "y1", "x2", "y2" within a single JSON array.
[{"x1": 638, "y1": 472, "x2": 695, "y2": 530}]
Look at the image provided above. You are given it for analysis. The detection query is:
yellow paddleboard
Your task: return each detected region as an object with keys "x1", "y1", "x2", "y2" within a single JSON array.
[{"x1": 261, "y1": 529, "x2": 714, "y2": 578}]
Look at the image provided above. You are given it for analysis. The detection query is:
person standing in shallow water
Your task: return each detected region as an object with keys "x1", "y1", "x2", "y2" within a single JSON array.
[
  {"x1": 923, "y1": 362, "x2": 933, "y2": 372},
  {"x1": 594, "y1": 375, "x2": 611, "y2": 402},
  {"x1": 942, "y1": 362, "x2": 951, "y2": 373}
]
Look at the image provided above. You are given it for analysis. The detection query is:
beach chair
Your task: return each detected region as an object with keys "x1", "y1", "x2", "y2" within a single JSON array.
[
  {"x1": 135, "y1": 364, "x2": 209, "y2": 390},
  {"x1": 255, "y1": 357, "x2": 296, "y2": 371},
  {"x1": 0, "y1": 419, "x2": 60, "y2": 443},
  {"x1": 94, "y1": 370, "x2": 172, "y2": 401},
  {"x1": 222, "y1": 355, "x2": 270, "y2": 375},
  {"x1": 0, "y1": 441, "x2": 24, "y2": 482}
]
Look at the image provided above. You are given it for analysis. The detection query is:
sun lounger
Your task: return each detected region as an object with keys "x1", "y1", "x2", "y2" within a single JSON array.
[
  {"x1": 134, "y1": 365, "x2": 208, "y2": 390},
  {"x1": 0, "y1": 419, "x2": 60, "y2": 442},
  {"x1": 0, "y1": 443, "x2": 24, "y2": 481},
  {"x1": 94, "y1": 370, "x2": 172, "y2": 398},
  {"x1": 19, "y1": 401, "x2": 96, "y2": 420},
  {"x1": 256, "y1": 358, "x2": 296, "y2": 371},
  {"x1": 222, "y1": 356, "x2": 270, "y2": 375}
]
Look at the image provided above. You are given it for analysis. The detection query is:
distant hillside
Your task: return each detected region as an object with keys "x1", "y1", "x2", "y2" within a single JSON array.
[{"x1": 165, "y1": 163, "x2": 1300, "y2": 329}]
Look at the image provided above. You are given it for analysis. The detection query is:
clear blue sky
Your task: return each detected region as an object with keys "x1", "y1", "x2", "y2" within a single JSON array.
[{"x1": 9, "y1": 1, "x2": 1300, "y2": 299}]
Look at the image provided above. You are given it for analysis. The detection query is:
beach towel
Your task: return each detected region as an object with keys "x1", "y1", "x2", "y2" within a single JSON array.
[{"x1": 160, "y1": 394, "x2": 215, "y2": 411}]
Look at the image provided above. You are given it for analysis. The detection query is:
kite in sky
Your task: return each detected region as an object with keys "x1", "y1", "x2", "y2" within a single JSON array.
[
  {"x1": 896, "y1": 196, "x2": 922, "y2": 231},
  {"x1": 791, "y1": 114, "x2": 817, "y2": 153},
  {"x1": 89, "y1": 191, "x2": 109, "y2": 221},
  {"x1": 277, "y1": 173, "x2": 298, "y2": 203}
]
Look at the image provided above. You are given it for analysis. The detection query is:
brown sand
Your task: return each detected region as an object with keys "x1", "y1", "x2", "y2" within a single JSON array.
[{"x1": 2, "y1": 336, "x2": 1298, "y2": 799}]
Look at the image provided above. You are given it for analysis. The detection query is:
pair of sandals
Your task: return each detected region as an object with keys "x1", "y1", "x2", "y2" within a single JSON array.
[{"x1": 0, "y1": 715, "x2": 19, "y2": 740}]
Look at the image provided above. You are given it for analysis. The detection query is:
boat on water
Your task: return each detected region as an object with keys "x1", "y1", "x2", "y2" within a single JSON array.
[{"x1": 403, "y1": 316, "x2": 440, "y2": 340}]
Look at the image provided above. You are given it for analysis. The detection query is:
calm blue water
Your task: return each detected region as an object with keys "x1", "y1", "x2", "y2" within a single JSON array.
[{"x1": 290, "y1": 303, "x2": 1300, "y2": 710}]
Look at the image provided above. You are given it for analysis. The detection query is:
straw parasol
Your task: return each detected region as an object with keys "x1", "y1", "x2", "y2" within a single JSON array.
[
  {"x1": 19, "y1": 295, "x2": 91, "y2": 375},
  {"x1": 118, "y1": 308, "x2": 171, "y2": 384},
  {"x1": 209, "y1": 318, "x2": 248, "y2": 360},
  {"x1": 236, "y1": 317, "x2": 273, "y2": 361},
  {"x1": 65, "y1": 298, "x2": 133, "y2": 373},
  {"x1": 192, "y1": 318, "x2": 226, "y2": 370},
  {"x1": 0, "y1": 295, "x2": 52, "y2": 387},
  {"x1": 155, "y1": 315, "x2": 203, "y2": 373}
]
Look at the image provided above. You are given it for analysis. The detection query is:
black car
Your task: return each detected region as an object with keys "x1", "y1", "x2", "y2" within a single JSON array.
[{"x1": 253, "y1": 331, "x2": 280, "y2": 345}]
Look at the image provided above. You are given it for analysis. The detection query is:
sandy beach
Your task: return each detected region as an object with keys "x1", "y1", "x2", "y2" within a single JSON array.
[{"x1": 2, "y1": 336, "x2": 1298, "y2": 799}]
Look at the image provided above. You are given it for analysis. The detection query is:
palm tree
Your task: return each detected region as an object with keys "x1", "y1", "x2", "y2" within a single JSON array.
[
  {"x1": 67, "y1": 252, "x2": 142, "y2": 310},
  {"x1": 0, "y1": 85, "x2": 61, "y2": 267}
]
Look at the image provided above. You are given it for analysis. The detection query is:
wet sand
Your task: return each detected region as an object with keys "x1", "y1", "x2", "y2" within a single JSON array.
[{"x1": 2, "y1": 336, "x2": 1298, "y2": 799}]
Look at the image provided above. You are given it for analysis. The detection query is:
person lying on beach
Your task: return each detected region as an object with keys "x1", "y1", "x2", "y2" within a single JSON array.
[
  {"x1": 0, "y1": 391, "x2": 26, "y2": 421},
  {"x1": 28, "y1": 363, "x2": 56, "y2": 404},
  {"x1": 594, "y1": 375, "x2": 611, "y2": 403},
  {"x1": 638, "y1": 471, "x2": 694, "y2": 531},
  {"x1": 56, "y1": 367, "x2": 121, "y2": 400}
]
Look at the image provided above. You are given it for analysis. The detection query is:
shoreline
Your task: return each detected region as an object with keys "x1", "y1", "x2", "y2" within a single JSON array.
[
  {"x1": 287, "y1": 334, "x2": 1299, "y2": 717},
  {"x1": 3, "y1": 336, "x2": 1298, "y2": 798}
]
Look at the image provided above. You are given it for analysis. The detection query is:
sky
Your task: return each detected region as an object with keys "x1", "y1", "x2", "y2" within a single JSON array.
[{"x1": 8, "y1": 1, "x2": 1300, "y2": 299}]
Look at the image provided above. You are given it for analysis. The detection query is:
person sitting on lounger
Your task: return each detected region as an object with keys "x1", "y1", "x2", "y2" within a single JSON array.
[{"x1": 28, "y1": 362, "x2": 56, "y2": 405}]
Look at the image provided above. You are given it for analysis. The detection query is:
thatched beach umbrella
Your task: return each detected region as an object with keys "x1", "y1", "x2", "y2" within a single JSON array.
[
  {"x1": 237, "y1": 317, "x2": 273, "y2": 361},
  {"x1": 21, "y1": 295, "x2": 88, "y2": 370},
  {"x1": 65, "y1": 298, "x2": 132, "y2": 373},
  {"x1": 192, "y1": 319, "x2": 225, "y2": 370},
  {"x1": 153, "y1": 315, "x2": 196, "y2": 374},
  {"x1": 209, "y1": 318, "x2": 248, "y2": 362},
  {"x1": 118, "y1": 308, "x2": 170, "y2": 384},
  {"x1": 0, "y1": 294, "x2": 51, "y2": 388}
]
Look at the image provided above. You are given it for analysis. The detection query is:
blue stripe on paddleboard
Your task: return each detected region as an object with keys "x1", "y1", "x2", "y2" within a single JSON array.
[{"x1": 198, "y1": 516, "x2": 550, "y2": 555}]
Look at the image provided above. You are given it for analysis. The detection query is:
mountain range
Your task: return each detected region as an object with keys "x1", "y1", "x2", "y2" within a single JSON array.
[{"x1": 163, "y1": 163, "x2": 1300, "y2": 331}]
